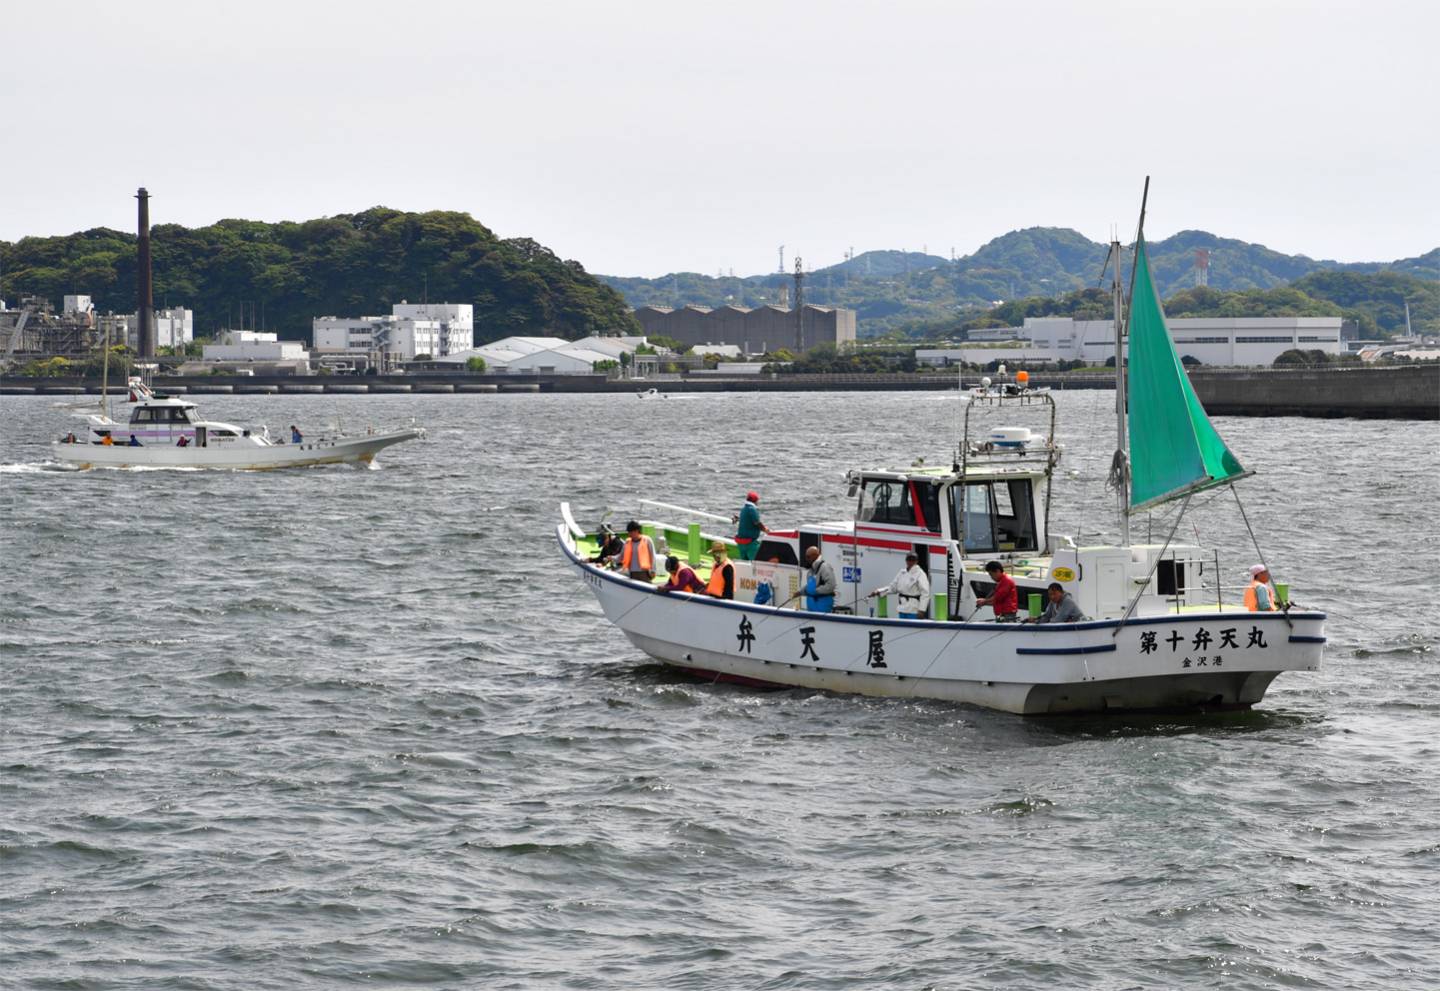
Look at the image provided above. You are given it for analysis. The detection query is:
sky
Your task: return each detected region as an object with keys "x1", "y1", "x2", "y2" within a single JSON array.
[{"x1": 3, "y1": 0, "x2": 1436, "y2": 277}]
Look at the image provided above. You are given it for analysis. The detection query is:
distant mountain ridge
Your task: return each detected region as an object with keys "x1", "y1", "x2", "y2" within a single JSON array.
[{"x1": 600, "y1": 229, "x2": 1439, "y2": 336}]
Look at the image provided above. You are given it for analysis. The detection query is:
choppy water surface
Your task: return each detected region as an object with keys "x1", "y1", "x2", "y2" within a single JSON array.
[{"x1": 2, "y1": 391, "x2": 1437, "y2": 990}]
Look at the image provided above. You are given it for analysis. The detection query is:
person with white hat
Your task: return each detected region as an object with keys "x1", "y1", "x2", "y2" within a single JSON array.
[
  {"x1": 1245, "y1": 564, "x2": 1278, "y2": 612},
  {"x1": 867, "y1": 551, "x2": 931, "y2": 619}
]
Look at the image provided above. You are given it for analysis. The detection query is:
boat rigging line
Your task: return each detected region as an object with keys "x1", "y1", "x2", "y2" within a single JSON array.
[
  {"x1": 1230, "y1": 485, "x2": 1293, "y2": 629},
  {"x1": 1112, "y1": 491, "x2": 1191, "y2": 637}
]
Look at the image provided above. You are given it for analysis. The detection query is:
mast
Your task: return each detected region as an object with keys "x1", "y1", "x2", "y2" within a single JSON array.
[
  {"x1": 1111, "y1": 235, "x2": 1129, "y2": 545},
  {"x1": 1122, "y1": 177, "x2": 1152, "y2": 542},
  {"x1": 101, "y1": 313, "x2": 111, "y2": 422}
]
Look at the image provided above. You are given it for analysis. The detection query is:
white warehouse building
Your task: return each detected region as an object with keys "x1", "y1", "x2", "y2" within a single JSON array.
[
  {"x1": 436, "y1": 335, "x2": 650, "y2": 374},
  {"x1": 203, "y1": 330, "x2": 308, "y2": 362},
  {"x1": 312, "y1": 302, "x2": 474, "y2": 362},
  {"x1": 917, "y1": 316, "x2": 1344, "y2": 368}
]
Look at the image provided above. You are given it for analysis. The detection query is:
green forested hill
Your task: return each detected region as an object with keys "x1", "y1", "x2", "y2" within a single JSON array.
[
  {"x1": 600, "y1": 228, "x2": 1437, "y2": 337},
  {"x1": 1290, "y1": 270, "x2": 1439, "y2": 335},
  {"x1": 0, "y1": 209, "x2": 638, "y2": 344}
]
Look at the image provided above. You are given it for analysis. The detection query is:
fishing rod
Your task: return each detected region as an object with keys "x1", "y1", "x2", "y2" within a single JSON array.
[{"x1": 639, "y1": 498, "x2": 731, "y2": 523}]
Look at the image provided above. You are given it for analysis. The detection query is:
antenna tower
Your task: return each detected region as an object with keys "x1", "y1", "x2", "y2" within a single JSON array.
[
  {"x1": 1193, "y1": 249, "x2": 1210, "y2": 288},
  {"x1": 778, "y1": 245, "x2": 785, "y2": 275}
]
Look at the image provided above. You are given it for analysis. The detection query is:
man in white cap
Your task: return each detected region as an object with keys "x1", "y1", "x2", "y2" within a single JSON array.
[
  {"x1": 1245, "y1": 565, "x2": 1278, "y2": 612},
  {"x1": 867, "y1": 552, "x2": 931, "y2": 619}
]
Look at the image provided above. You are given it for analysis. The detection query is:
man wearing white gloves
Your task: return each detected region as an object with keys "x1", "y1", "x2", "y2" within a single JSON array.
[{"x1": 868, "y1": 552, "x2": 931, "y2": 619}]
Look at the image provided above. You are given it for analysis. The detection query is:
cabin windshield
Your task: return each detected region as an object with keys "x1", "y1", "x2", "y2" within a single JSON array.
[
  {"x1": 953, "y1": 479, "x2": 1038, "y2": 553},
  {"x1": 857, "y1": 478, "x2": 914, "y2": 527},
  {"x1": 128, "y1": 405, "x2": 192, "y2": 424}
]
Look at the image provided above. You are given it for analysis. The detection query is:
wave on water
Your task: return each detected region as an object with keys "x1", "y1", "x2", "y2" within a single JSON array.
[{"x1": 2, "y1": 391, "x2": 1437, "y2": 991}]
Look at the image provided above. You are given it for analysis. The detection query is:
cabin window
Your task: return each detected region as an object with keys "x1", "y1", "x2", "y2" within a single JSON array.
[
  {"x1": 130, "y1": 408, "x2": 157, "y2": 424},
  {"x1": 857, "y1": 479, "x2": 914, "y2": 527},
  {"x1": 213, "y1": 429, "x2": 237, "y2": 438},
  {"x1": 953, "y1": 479, "x2": 1038, "y2": 553},
  {"x1": 166, "y1": 408, "x2": 191, "y2": 423}
]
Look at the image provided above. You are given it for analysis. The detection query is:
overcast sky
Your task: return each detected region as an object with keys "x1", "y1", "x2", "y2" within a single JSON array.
[{"x1": 4, "y1": 0, "x2": 1436, "y2": 277}]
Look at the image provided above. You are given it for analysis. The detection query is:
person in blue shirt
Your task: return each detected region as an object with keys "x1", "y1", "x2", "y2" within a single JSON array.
[
  {"x1": 734, "y1": 490, "x2": 770, "y2": 561},
  {"x1": 290, "y1": 425, "x2": 303, "y2": 444},
  {"x1": 803, "y1": 546, "x2": 837, "y2": 613}
]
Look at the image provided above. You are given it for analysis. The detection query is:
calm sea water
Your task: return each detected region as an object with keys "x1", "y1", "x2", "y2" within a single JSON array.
[{"x1": 2, "y1": 390, "x2": 1437, "y2": 990}]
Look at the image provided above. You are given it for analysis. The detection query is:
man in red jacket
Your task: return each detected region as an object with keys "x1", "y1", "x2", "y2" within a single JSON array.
[{"x1": 977, "y1": 560, "x2": 1019, "y2": 622}]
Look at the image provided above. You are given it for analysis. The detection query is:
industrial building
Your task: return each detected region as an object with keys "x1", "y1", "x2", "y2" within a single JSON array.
[
  {"x1": 436, "y1": 335, "x2": 653, "y2": 375},
  {"x1": 1, "y1": 295, "x2": 192, "y2": 361},
  {"x1": 916, "y1": 316, "x2": 1345, "y2": 368},
  {"x1": 633, "y1": 303, "x2": 856, "y2": 353},
  {"x1": 96, "y1": 307, "x2": 194, "y2": 351},
  {"x1": 312, "y1": 302, "x2": 474, "y2": 362},
  {"x1": 202, "y1": 330, "x2": 308, "y2": 363}
]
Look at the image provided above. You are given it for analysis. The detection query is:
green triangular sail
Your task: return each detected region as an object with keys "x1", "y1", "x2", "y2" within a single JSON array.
[{"x1": 1126, "y1": 235, "x2": 1248, "y2": 512}]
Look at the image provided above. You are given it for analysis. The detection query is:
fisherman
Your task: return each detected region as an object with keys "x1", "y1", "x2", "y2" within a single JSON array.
[
  {"x1": 128, "y1": 434, "x2": 142, "y2": 447},
  {"x1": 868, "y1": 552, "x2": 931, "y2": 618},
  {"x1": 1027, "y1": 582, "x2": 1087, "y2": 624},
  {"x1": 662, "y1": 555, "x2": 706, "y2": 594},
  {"x1": 733, "y1": 490, "x2": 771, "y2": 561},
  {"x1": 976, "y1": 561, "x2": 1018, "y2": 621},
  {"x1": 618, "y1": 520, "x2": 657, "y2": 582},
  {"x1": 1244, "y1": 565, "x2": 1279, "y2": 612},
  {"x1": 290, "y1": 424, "x2": 303, "y2": 444},
  {"x1": 589, "y1": 524, "x2": 624, "y2": 567},
  {"x1": 803, "y1": 546, "x2": 837, "y2": 614},
  {"x1": 177, "y1": 435, "x2": 191, "y2": 448},
  {"x1": 99, "y1": 434, "x2": 114, "y2": 446},
  {"x1": 705, "y1": 542, "x2": 735, "y2": 599}
]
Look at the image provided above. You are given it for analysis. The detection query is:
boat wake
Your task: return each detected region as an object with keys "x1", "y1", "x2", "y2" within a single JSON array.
[{"x1": 0, "y1": 460, "x2": 86, "y2": 473}]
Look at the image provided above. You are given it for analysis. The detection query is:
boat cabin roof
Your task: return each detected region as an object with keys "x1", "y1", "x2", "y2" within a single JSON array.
[{"x1": 853, "y1": 465, "x2": 1047, "y2": 486}]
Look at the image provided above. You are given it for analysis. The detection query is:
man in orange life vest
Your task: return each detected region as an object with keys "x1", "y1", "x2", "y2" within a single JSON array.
[
  {"x1": 706, "y1": 542, "x2": 735, "y2": 599},
  {"x1": 1245, "y1": 564, "x2": 1279, "y2": 612},
  {"x1": 619, "y1": 520, "x2": 657, "y2": 582}
]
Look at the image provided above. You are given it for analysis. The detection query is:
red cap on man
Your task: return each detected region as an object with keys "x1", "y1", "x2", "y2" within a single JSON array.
[{"x1": 746, "y1": 491, "x2": 760, "y2": 502}]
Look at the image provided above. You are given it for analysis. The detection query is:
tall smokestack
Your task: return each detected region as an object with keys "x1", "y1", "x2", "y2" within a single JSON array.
[{"x1": 136, "y1": 187, "x2": 154, "y2": 357}]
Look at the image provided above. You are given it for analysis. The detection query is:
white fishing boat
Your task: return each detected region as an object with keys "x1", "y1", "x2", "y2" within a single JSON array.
[
  {"x1": 53, "y1": 377, "x2": 424, "y2": 470},
  {"x1": 557, "y1": 183, "x2": 1324, "y2": 715}
]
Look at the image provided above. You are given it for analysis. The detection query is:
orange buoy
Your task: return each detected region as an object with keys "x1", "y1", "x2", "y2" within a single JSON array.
[{"x1": 1016, "y1": 369, "x2": 1030, "y2": 386}]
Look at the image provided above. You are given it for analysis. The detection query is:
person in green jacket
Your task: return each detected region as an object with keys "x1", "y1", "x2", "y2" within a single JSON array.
[{"x1": 733, "y1": 490, "x2": 770, "y2": 561}]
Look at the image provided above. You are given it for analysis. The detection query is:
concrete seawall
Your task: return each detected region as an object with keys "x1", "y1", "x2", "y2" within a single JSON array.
[
  {"x1": 2, "y1": 364, "x2": 1434, "y2": 418},
  {"x1": 1187, "y1": 365, "x2": 1438, "y2": 419}
]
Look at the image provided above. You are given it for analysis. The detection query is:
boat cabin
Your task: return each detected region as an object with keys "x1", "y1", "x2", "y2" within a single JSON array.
[{"x1": 82, "y1": 393, "x2": 255, "y2": 448}]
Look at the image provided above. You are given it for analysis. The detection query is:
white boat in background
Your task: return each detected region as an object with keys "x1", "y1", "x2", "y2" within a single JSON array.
[
  {"x1": 53, "y1": 378, "x2": 424, "y2": 470},
  {"x1": 558, "y1": 181, "x2": 1324, "y2": 715}
]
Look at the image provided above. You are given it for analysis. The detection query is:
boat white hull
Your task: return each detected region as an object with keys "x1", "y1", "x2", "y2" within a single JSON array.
[
  {"x1": 559, "y1": 526, "x2": 1324, "y2": 716},
  {"x1": 52, "y1": 429, "x2": 422, "y2": 470}
]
